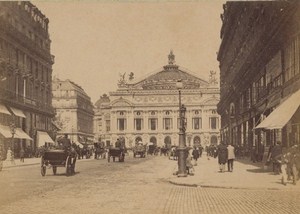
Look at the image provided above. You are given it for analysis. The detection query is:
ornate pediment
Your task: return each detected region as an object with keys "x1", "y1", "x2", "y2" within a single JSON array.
[
  {"x1": 111, "y1": 97, "x2": 132, "y2": 107},
  {"x1": 201, "y1": 97, "x2": 220, "y2": 105}
]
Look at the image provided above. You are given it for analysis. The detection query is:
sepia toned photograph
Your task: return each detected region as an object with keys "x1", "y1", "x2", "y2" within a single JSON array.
[{"x1": 0, "y1": 0, "x2": 300, "y2": 213}]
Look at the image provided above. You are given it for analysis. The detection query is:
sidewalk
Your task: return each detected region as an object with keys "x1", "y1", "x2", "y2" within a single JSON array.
[
  {"x1": 168, "y1": 153, "x2": 300, "y2": 191},
  {"x1": 2, "y1": 156, "x2": 93, "y2": 169},
  {"x1": 2, "y1": 157, "x2": 41, "y2": 168}
]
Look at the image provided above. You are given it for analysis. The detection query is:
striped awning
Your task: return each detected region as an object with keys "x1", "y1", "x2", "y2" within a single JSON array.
[
  {"x1": 37, "y1": 131, "x2": 55, "y2": 147},
  {"x1": 0, "y1": 124, "x2": 12, "y2": 138},
  {"x1": 14, "y1": 128, "x2": 33, "y2": 140},
  {"x1": 9, "y1": 107, "x2": 26, "y2": 118},
  {"x1": 255, "y1": 89, "x2": 300, "y2": 129},
  {"x1": 0, "y1": 104, "x2": 11, "y2": 115}
]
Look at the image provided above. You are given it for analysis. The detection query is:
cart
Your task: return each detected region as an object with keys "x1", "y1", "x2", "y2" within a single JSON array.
[
  {"x1": 107, "y1": 148, "x2": 125, "y2": 162},
  {"x1": 40, "y1": 149, "x2": 77, "y2": 176},
  {"x1": 133, "y1": 145, "x2": 146, "y2": 158}
]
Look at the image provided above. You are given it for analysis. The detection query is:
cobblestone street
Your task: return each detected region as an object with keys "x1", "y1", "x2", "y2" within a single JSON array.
[{"x1": 1, "y1": 155, "x2": 300, "y2": 214}]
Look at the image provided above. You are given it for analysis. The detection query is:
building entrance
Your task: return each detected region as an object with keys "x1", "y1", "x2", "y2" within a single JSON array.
[{"x1": 164, "y1": 136, "x2": 172, "y2": 149}]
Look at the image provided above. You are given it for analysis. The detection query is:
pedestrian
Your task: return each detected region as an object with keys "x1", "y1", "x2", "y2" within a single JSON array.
[
  {"x1": 5, "y1": 147, "x2": 15, "y2": 165},
  {"x1": 19, "y1": 148, "x2": 25, "y2": 163},
  {"x1": 186, "y1": 153, "x2": 194, "y2": 175},
  {"x1": 227, "y1": 143, "x2": 235, "y2": 172},
  {"x1": 217, "y1": 141, "x2": 228, "y2": 172},
  {"x1": 192, "y1": 147, "x2": 200, "y2": 166},
  {"x1": 268, "y1": 141, "x2": 283, "y2": 175}
]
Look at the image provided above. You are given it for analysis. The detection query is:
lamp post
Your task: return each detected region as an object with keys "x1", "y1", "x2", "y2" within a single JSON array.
[
  {"x1": 9, "y1": 123, "x2": 16, "y2": 165},
  {"x1": 176, "y1": 80, "x2": 187, "y2": 177}
]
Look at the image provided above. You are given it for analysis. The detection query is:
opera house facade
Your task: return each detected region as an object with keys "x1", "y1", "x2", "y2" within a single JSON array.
[{"x1": 94, "y1": 52, "x2": 220, "y2": 148}]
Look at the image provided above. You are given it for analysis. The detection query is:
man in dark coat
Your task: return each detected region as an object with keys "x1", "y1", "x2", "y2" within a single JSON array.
[
  {"x1": 60, "y1": 134, "x2": 71, "y2": 150},
  {"x1": 217, "y1": 142, "x2": 228, "y2": 172}
]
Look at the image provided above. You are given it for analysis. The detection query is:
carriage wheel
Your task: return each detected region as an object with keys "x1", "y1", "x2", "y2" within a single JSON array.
[
  {"x1": 52, "y1": 166, "x2": 57, "y2": 175},
  {"x1": 41, "y1": 158, "x2": 46, "y2": 176}
]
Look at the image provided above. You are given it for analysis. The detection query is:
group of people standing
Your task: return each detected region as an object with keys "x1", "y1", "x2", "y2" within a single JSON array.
[
  {"x1": 217, "y1": 142, "x2": 236, "y2": 173},
  {"x1": 267, "y1": 141, "x2": 300, "y2": 185}
]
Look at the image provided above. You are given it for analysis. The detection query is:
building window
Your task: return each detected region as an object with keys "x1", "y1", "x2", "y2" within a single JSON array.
[
  {"x1": 120, "y1": 111, "x2": 124, "y2": 116},
  {"x1": 117, "y1": 118, "x2": 126, "y2": 131},
  {"x1": 210, "y1": 117, "x2": 219, "y2": 130},
  {"x1": 195, "y1": 110, "x2": 199, "y2": 115},
  {"x1": 166, "y1": 111, "x2": 170, "y2": 115},
  {"x1": 106, "y1": 120, "x2": 110, "y2": 132},
  {"x1": 163, "y1": 118, "x2": 172, "y2": 130},
  {"x1": 192, "y1": 118, "x2": 201, "y2": 130},
  {"x1": 284, "y1": 35, "x2": 300, "y2": 82},
  {"x1": 151, "y1": 111, "x2": 155, "y2": 115},
  {"x1": 149, "y1": 118, "x2": 157, "y2": 130},
  {"x1": 134, "y1": 118, "x2": 143, "y2": 131},
  {"x1": 136, "y1": 111, "x2": 141, "y2": 116}
]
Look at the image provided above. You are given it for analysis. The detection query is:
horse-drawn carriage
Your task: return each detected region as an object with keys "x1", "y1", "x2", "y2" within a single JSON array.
[
  {"x1": 133, "y1": 144, "x2": 146, "y2": 158},
  {"x1": 107, "y1": 137, "x2": 127, "y2": 162},
  {"x1": 107, "y1": 147, "x2": 125, "y2": 162},
  {"x1": 40, "y1": 148, "x2": 77, "y2": 176}
]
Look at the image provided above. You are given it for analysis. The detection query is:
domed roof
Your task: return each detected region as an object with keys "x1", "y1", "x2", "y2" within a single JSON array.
[
  {"x1": 95, "y1": 94, "x2": 110, "y2": 108},
  {"x1": 140, "y1": 51, "x2": 209, "y2": 90}
]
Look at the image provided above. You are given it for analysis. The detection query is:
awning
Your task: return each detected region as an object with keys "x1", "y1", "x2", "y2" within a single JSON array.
[
  {"x1": 14, "y1": 128, "x2": 33, "y2": 140},
  {"x1": 37, "y1": 131, "x2": 55, "y2": 147},
  {"x1": 255, "y1": 90, "x2": 300, "y2": 130},
  {"x1": 9, "y1": 107, "x2": 26, "y2": 118},
  {"x1": 0, "y1": 104, "x2": 11, "y2": 115},
  {"x1": 0, "y1": 124, "x2": 13, "y2": 138}
]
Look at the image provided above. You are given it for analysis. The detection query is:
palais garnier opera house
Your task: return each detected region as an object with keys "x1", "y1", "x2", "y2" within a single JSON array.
[{"x1": 94, "y1": 51, "x2": 220, "y2": 148}]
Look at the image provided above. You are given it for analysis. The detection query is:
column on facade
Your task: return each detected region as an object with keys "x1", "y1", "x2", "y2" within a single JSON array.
[{"x1": 127, "y1": 110, "x2": 133, "y2": 134}]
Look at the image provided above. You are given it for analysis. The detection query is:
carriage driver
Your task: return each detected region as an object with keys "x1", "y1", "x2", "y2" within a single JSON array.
[
  {"x1": 60, "y1": 134, "x2": 72, "y2": 150},
  {"x1": 115, "y1": 138, "x2": 121, "y2": 148}
]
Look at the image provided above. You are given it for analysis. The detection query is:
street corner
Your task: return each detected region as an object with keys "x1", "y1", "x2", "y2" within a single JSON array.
[{"x1": 168, "y1": 172, "x2": 203, "y2": 188}]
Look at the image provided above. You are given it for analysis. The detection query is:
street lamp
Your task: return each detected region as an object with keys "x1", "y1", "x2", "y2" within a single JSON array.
[
  {"x1": 176, "y1": 80, "x2": 187, "y2": 177},
  {"x1": 9, "y1": 123, "x2": 16, "y2": 165}
]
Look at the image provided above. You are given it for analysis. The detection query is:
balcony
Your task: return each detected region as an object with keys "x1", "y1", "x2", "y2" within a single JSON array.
[{"x1": 0, "y1": 88, "x2": 55, "y2": 115}]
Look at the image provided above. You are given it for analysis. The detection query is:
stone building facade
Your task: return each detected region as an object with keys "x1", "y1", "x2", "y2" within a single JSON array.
[
  {"x1": 217, "y1": 1, "x2": 300, "y2": 156},
  {"x1": 52, "y1": 78, "x2": 94, "y2": 144},
  {"x1": 94, "y1": 52, "x2": 220, "y2": 148},
  {"x1": 0, "y1": 2, "x2": 55, "y2": 157}
]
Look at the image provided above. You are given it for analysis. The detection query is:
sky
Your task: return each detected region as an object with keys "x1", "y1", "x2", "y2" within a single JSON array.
[{"x1": 34, "y1": 0, "x2": 225, "y2": 103}]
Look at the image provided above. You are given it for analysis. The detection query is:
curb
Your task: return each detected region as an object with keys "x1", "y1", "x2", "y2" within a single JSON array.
[
  {"x1": 3, "y1": 162, "x2": 40, "y2": 169},
  {"x1": 168, "y1": 180, "x2": 289, "y2": 191}
]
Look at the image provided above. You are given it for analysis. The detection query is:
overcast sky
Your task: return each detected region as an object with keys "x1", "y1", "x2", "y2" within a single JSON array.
[{"x1": 34, "y1": 0, "x2": 225, "y2": 103}]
